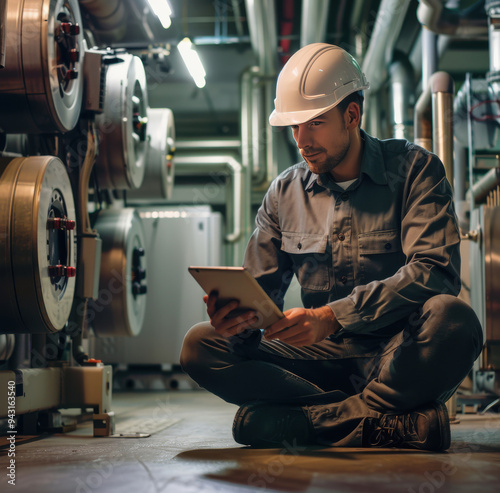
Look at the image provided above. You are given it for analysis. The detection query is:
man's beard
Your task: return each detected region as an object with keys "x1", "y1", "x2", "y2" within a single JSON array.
[{"x1": 303, "y1": 138, "x2": 350, "y2": 176}]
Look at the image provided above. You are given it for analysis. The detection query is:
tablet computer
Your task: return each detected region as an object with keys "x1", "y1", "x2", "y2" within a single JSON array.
[{"x1": 188, "y1": 266, "x2": 284, "y2": 330}]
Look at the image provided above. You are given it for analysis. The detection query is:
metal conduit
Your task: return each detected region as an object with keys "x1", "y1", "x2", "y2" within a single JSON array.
[
  {"x1": 174, "y1": 154, "x2": 244, "y2": 244},
  {"x1": 422, "y1": 28, "x2": 438, "y2": 93},
  {"x1": 417, "y1": 0, "x2": 488, "y2": 37},
  {"x1": 361, "y1": 0, "x2": 412, "y2": 94},
  {"x1": 414, "y1": 83, "x2": 433, "y2": 152},
  {"x1": 389, "y1": 56, "x2": 415, "y2": 140},
  {"x1": 467, "y1": 167, "x2": 500, "y2": 204},
  {"x1": 414, "y1": 72, "x2": 455, "y2": 187},
  {"x1": 300, "y1": 0, "x2": 330, "y2": 47},
  {"x1": 243, "y1": 0, "x2": 279, "y2": 189},
  {"x1": 176, "y1": 139, "x2": 241, "y2": 151},
  {"x1": 432, "y1": 73, "x2": 455, "y2": 187},
  {"x1": 244, "y1": 0, "x2": 278, "y2": 77}
]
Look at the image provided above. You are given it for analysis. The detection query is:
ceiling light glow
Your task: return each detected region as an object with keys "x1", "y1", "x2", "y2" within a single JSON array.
[
  {"x1": 147, "y1": 0, "x2": 172, "y2": 29},
  {"x1": 178, "y1": 37, "x2": 206, "y2": 89}
]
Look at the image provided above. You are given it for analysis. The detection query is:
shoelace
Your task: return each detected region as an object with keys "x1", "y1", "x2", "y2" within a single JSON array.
[{"x1": 369, "y1": 412, "x2": 421, "y2": 447}]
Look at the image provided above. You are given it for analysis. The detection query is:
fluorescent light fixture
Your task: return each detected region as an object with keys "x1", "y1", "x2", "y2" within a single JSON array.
[
  {"x1": 178, "y1": 37, "x2": 206, "y2": 88},
  {"x1": 147, "y1": 0, "x2": 172, "y2": 29}
]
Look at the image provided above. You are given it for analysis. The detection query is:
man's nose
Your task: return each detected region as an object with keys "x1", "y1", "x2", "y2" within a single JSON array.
[{"x1": 294, "y1": 125, "x2": 311, "y2": 149}]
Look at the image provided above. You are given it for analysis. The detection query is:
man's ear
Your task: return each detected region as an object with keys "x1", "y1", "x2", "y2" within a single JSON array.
[{"x1": 346, "y1": 102, "x2": 361, "y2": 129}]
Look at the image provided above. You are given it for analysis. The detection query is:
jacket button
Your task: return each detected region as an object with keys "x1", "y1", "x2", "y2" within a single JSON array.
[
  {"x1": 338, "y1": 233, "x2": 345, "y2": 241},
  {"x1": 341, "y1": 192, "x2": 349, "y2": 201},
  {"x1": 384, "y1": 242, "x2": 392, "y2": 250},
  {"x1": 341, "y1": 275, "x2": 347, "y2": 284}
]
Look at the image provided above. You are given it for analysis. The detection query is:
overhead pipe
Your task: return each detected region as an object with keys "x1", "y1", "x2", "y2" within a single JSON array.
[
  {"x1": 389, "y1": 55, "x2": 415, "y2": 140},
  {"x1": 0, "y1": 0, "x2": 6, "y2": 68},
  {"x1": 174, "y1": 154, "x2": 244, "y2": 245},
  {"x1": 245, "y1": 0, "x2": 278, "y2": 76},
  {"x1": 176, "y1": 138, "x2": 241, "y2": 151},
  {"x1": 300, "y1": 0, "x2": 330, "y2": 47},
  {"x1": 467, "y1": 167, "x2": 500, "y2": 204},
  {"x1": 417, "y1": 0, "x2": 488, "y2": 37},
  {"x1": 361, "y1": 0, "x2": 412, "y2": 94}
]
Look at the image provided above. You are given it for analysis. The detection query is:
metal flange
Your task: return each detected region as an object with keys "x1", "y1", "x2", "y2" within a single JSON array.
[
  {"x1": 92, "y1": 208, "x2": 147, "y2": 337},
  {"x1": 0, "y1": 156, "x2": 77, "y2": 333},
  {"x1": 95, "y1": 54, "x2": 149, "y2": 190},
  {"x1": 0, "y1": 0, "x2": 85, "y2": 134},
  {"x1": 127, "y1": 107, "x2": 176, "y2": 201}
]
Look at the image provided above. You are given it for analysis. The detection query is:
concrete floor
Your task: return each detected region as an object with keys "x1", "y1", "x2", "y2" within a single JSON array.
[{"x1": 1, "y1": 390, "x2": 500, "y2": 493}]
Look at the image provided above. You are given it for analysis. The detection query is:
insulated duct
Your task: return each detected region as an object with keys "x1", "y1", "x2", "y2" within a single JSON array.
[
  {"x1": 389, "y1": 55, "x2": 415, "y2": 140},
  {"x1": 361, "y1": 0, "x2": 412, "y2": 94},
  {"x1": 243, "y1": 0, "x2": 279, "y2": 189},
  {"x1": 244, "y1": 0, "x2": 278, "y2": 76},
  {"x1": 300, "y1": 0, "x2": 330, "y2": 47},
  {"x1": 417, "y1": 0, "x2": 488, "y2": 37}
]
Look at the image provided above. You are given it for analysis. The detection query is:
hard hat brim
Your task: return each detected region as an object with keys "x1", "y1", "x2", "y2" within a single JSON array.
[{"x1": 269, "y1": 99, "x2": 345, "y2": 127}]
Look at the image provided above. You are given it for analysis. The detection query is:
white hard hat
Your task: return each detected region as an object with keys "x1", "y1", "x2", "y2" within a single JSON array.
[{"x1": 269, "y1": 43, "x2": 370, "y2": 126}]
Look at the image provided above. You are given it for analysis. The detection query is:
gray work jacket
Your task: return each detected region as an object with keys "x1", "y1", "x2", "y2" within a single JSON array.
[{"x1": 243, "y1": 130, "x2": 461, "y2": 336}]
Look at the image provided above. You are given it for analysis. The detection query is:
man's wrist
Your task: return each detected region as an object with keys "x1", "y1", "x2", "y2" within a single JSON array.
[{"x1": 315, "y1": 305, "x2": 341, "y2": 336}]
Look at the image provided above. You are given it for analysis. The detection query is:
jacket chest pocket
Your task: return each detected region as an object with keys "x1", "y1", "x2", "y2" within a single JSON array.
[
  {"x1": 281, "y1": 233, "x2": 331, "y2": 291},
  {"x1": 358, "y1": 229, "x2": 404, "y2": 282}
]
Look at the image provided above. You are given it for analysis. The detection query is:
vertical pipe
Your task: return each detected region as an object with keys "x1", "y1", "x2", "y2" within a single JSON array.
[
  {"x1": 361, "y1": 0, "x2": 412, "y2": 94},
  {"x1": 486, "y1": 1, "x2": 500, "y2": 100},
  {"x1": 454, "y1": 138, "x2": 467, "y2": 201},
  {"x1": 422, "y1": 28, "x2": 438, "y2": 92},
  {"x1": 414, "y1": 83, "x2": 433, "y2": 151},
  {"x1": 389, "y1": 56, "x2": 415, "y2": 140},
  {"x1": 432, "y1": 73, "x2": 455, "y2": 188},
  {"x1": 244, "y1": 0, "x2": 278, "y2": 76},
  {"x1": 300, "y1": 0, "x2": 330, "y2": 46}
]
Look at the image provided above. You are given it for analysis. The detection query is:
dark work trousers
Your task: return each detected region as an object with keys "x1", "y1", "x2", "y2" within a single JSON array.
[{"x1": 180, "y1": 294, "x2": 484, "y2": 447}]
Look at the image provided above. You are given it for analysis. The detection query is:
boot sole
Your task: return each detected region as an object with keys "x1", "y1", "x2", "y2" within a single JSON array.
[
  {"x1": 232, "y1": 404, "x2": 253, "y2": 445},
  {"x1": 436, "y1": 401, "x2": 451, "y2": 451}
]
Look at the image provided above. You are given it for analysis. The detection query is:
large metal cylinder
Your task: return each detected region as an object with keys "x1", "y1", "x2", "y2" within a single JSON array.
[
  {"x1": 92, "y1": 208, "x2": 148, "y2": 337},
  {"x1": 127, "y1": 108, "x2": 176, "y2": 202},
  {"x1": 95, "y1": 54, "x2": 149, "y2": 190},
  {"x1": 0, "y1": 156, "x2": 77, "y2": 334},
  {"x1": 0, "y1": 0, "x2": 85, "y2": 134}
]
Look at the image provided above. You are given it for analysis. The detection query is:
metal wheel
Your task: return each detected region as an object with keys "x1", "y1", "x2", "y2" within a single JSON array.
[
  {"x1": 0, "y1": 156, "x2": 77, "y2": 333},
  {"x1": 92, "y1": 208, "x2": 148, "y2": 337},
  {"x1": 127, "y1": 107, "x2": 176, "y2": 201},
  {"x1": 0, "y1": 0, "x2": 85, "y2": 134},
  {"x1": 95, "y1": 54, "x2": 149, "y2": 190}
]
